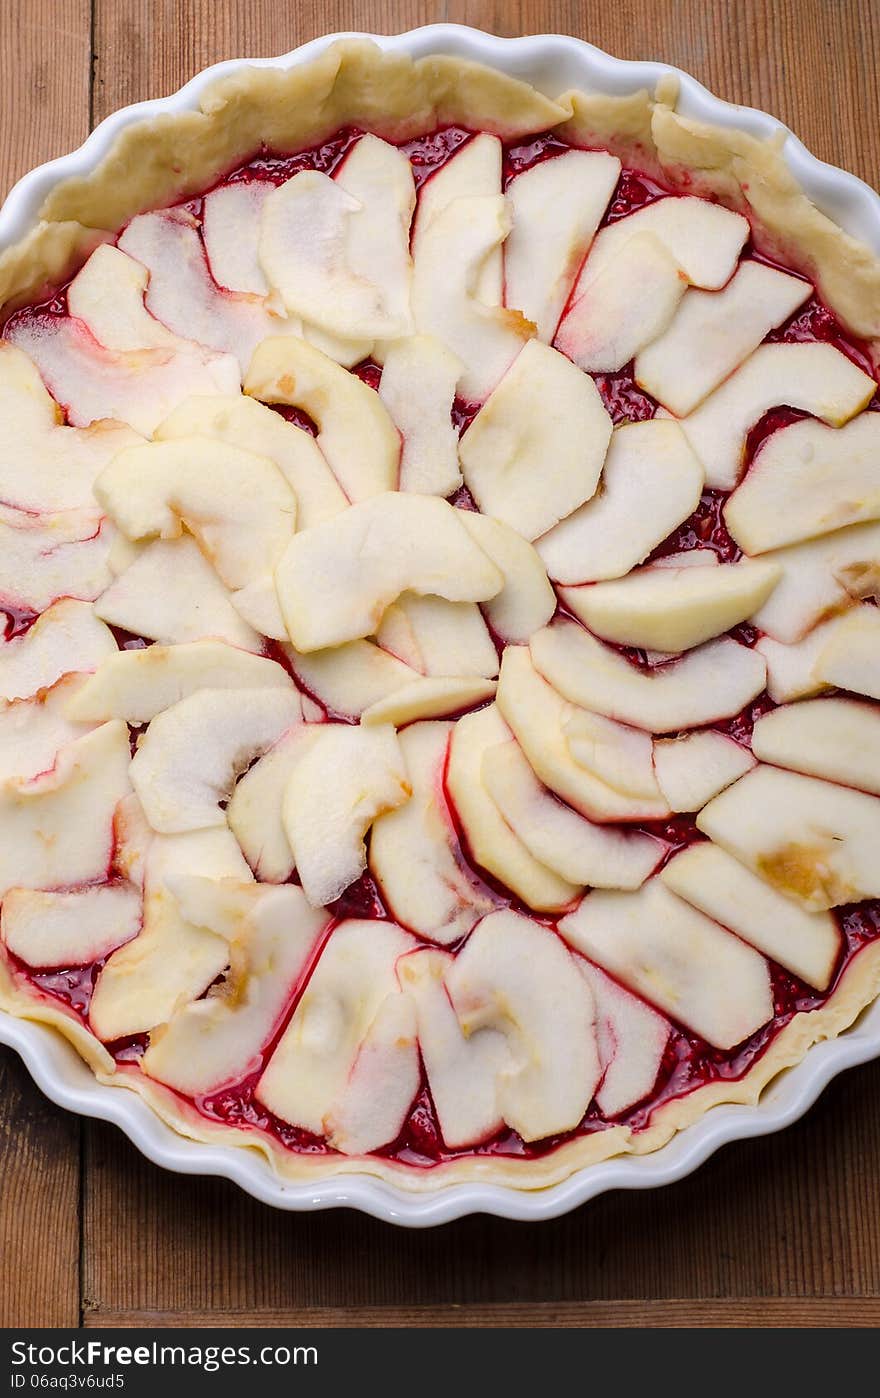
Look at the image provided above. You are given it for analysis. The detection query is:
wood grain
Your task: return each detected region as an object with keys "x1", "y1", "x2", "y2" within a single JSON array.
[{"x1": 3, "y1": 0, "x2": 880, "y2": 1330}]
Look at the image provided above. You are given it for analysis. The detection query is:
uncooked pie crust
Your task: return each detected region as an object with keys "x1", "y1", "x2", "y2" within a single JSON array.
[{"x1": 1, "y1": 37, "x2": 880, "y2": 1191}]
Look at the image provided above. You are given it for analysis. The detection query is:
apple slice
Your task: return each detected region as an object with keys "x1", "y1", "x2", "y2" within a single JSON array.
[
  {"x1": 455, "y1": 511, "x2": 555, "y2": 643},
  {"x1": 323, "y1": 990, "x2": 421, "y2": 1156},
  {"x1": 555, "y1": 232, "x2": 688, "y2": 373},
  {"x1": 496, "y1": 646, "x2": 669, "y2": 820},
  {"x1": 0, "y1": 599, "x2": 116, "y2": 702},
  {"x1": 155, "y1": 392, "x2": 347, "y2": 531},
  {"x1": 360, "y1": 675, "x2": 496, "y2": 728},
  {"x1": 754, "y1": 608, "x2": 874, "y2": 702},
  {"x1": 244, "y1": 336, "x2": 400, "y2": 501},
  {"x1": 459, "y1": 340, "x2": 612, "y2": 540},
  {"x1": 697, "y1": 763, "x2": 880, "y2": 909},
  {"x1": 726, "y1": 414, "x2": 880, "y2": 555},
  {"x1": 677, "y1": 343, "x2": 876, "y2": 490},
  {"x1": 5, "y1": 313, "x2": 239, "y2": 436},
  {"x1": 446, "y1": 705, "x2": 578, "y2": 911},
  {"x1": 482, "y1": 739, "x2": 663, "y2": 889},
  {"x1": 504, "y1": 149, "x2": 621, "y2": 342},
  {"x1": 577, "y1": 960, "x2": 670, "y2": 1117},
  {"x1": 562, "y1": 708, "x2": 664, "y2": 801},
  {"x1": 370, "y1": 722, "x2": 496, "y2": 945},
  {"x1": 375, "y1": 593, "x2": 498, "y2": 679},
  {"x1": 68, "y1": 243, "x2": 209, "y2": 356},
  {"x1": 813, "y1": 604, "x2": 880, "y2": 699},
  {"x1": 286, "y1": 639, "x2": 419, "y2": 720},
  {"x1": 531, "y1": 620, "x2": 767, "y2": 732},
  {"x1": 65, "y1": 640, "x2": 293, "y2": 723},
  {"x1": 0, "y1": 504, "x2": 113, "y2": 614},
  {"x1": 634, "y1": 260, "x2": 812, "y2": 416},
  {"x1": 573, "y1": 195, "x2": 749, "y2": 292},
  {"x1": 559, "y1": 880, "x2": 773, "y2": 1050},
  {"x1": 0, "y1": 342, "x2": 141, "y2": 514},
  {"x1": 561, "y1": 557, "x2": 781, "y2": 653},
  {"x1": 0, "y1": 674, "x2": 98, "y2": 783},
  {"x1": 280, "y1": 722, "x2": 410, "y2": 906},
  {"x1": 378, "y1": 336, "x2": 463, "y2": 497},
  {"x1": 536, "y1": 419, "x2": 704, "y2": 584},
  {"x1": 273, "y1": 493, "x2": 502, "y2": 652},
  {"x1": 445, "y1": 910, "x2": 601, "y2": 1141},
  {"x1": 748, "y1": 520, "x2": 880, "y2": 643},
  {"x1": 94, "y1": 536, "x2": 261, "y2": 652},
  {"x1": 141, "y1": 879, "x2": 330, "y2": 1095},
  {"x1": 89, "y1": 820, "x2": 251, "y2": 1041},
  {"x1": 255, "y1": 918, "x2": 417, "y2": 1152},
  {"x1": 332, "y1": 133, "x2": 415, "y2": 334},
  {"x1": 1, "y1": 883, "x2": 141, "y2": 969},
  {"x1": 653, "y1": 731, "x2": 755, "y2": 812},
  {"x1": 751, "y1": 697, "x2": 880, "y2": 795},
  {"x1": 0, "y1": 721, "x2": 131, "y2": 899},
  {"x1": 398, "y1": 947, "x2": 507, "y2": 1148},
  {"x1": 131, "y1": 687, "x2": 302, "y2": 833},
  {"x1": 94, "y1": 436, "x2": 296, "y2": 592},
  {"x1": 661, "y1": 843, "x2": 841, "y2": 991},
  {"x1": 413, "y1": 134, "x2": 503, "y2": 306},
  {"x1": 227, "y1": 724, "x2": 313, "y2": 884},
  {"x1": 411, "y1": 193, "x2": 533, "y2": 402}
]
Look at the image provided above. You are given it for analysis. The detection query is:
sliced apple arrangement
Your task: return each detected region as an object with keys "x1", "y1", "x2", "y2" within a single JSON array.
[{"x1": 1, "y1": 123, "x2": 880, "y2": 1173}]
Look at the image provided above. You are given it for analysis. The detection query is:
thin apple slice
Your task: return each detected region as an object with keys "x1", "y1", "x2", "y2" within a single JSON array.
[
  {"x1": 482, "y1": 739, "x2": 663, "y2": 889},
  {"x1": 754, "y1": 609, "x2": 874, "y2": 702},
  {"x1": 94, "y1": 436, "x2": 296, "y2": 592},
  {"x1": 273, "y1": 493, "x2": 502, "y2": 652},
  {"x1": 156, "y1": 392, "x2": 347, "y2": 530},
  {"x1": 227, "y1": 724, "x2": 312, "y2": 884},
  {"x1": 577, "y1": 960, "x2": 670, "y2": 1117},
  {"x1": 748, "y1": 521, "x2": 880, "y2": 643},
  {"x1": 634, "y1": 260, "x2": 811, "y2": 415},
  {"x1": 378, "y1": 335, "x2": 463, "y2": 497},
  {"x1": 286, "y1": 639, "x2": 419, "y2": 719},
  {"x1": 323, "y1": 990, "x2": 421, "y2": 1156},
  {"x1": 0, "y1": 504, "x2": 113, "y2": 614},
  {"x1": 531, "y1": 620, "x2": 767, "y2": 732},
  {"x1": 561, "y1": 557, "x2": 780, "y2": 653},
  {"x1": 398, "y1": 947, "x2": 507, "y2": 1148},
  {"x1": 94, "y1": 536, "x2": 261, "y2": 652},
  {"x1": 459, "y1": 339, "x2": 612, "y2": 540},
  {"x1": 376, "y1": 593, "x2": 497, "y2": 679},
  {"x1": 751, "y1": 697, "x2": 880, "y2": 795},
  {"x1": 0, "y1": 342, "x2": 141, "y2": 514},
  {"x1": 255, "y1": 918, "x2": 417, "y2": 1151},
  {"x1": 245, "y1": 336, "x2": 400, "y2": 501},
  {"x1": 281, "y1": 723, "x2": 410, "y2": 906},
  {"x1": 813, "y1": 604, "x2": 880, "y2": 699},
  {"x1": 413, "y1": 134, "x2": 503, "y2": 306},
  {"x1": 332, "y1": 133, "x2": 415, "y2": 335},
  {"x1": 411, "y1": 193, "x2": 533, "y2": 402},
  {"x1": 677, "y1": 343, "x2": 876, "y2": 490},
  {"x1": 0, "y1": 674, "x2": 97, "y2": 783},
  {"x1": 89, "y1": 821, "x2": 251, "y2": 1041},
  {"x1": 446, "y1": 705, "x2": 578, "y2": 911},
  {"x1": 5, "y1": 313, "x2": 239, "y2": 436},
  {"x1": 65, "y1": 640, "x2": 293, "y2": 723},
  {"x1": 370, "y1": 722, "x2": 496, "y2": 945},
  {"x1": 131, "y1": 687, "x2": 302, "y2": 833},
  {"x1": 504, "y1": 149, "x2": 620, "y2": 342},
  {"x1": 360, "y1": 675, "x2": 496, "y2": 728},
  {"x1": 560, "y1": 880, "x2": 773, "y2": 1050},
  {"x1": 563, "y1": 708, "x2": 664, "y2": 801},
  {"x1": 536, "y1": 419, "x2": 704, "y2": 584},
  {"x1": 0, "y1": 721, "x2": 131, "y2": 898},
  {"x1": 653, "y1": 731, "x2": 755, "y2": 812},
  {"x1": 496, "y1": 646, "x2": 668, "y2": 820},
  {"x1": 1, "y1": 883, "x2": 141, "y2": 970},
  {"x1": 445, "y1": 910, "x2": 601, "y2": 1142},
  {"x1": 68, "y1": 243, "x2": 208, "y2": 356},
  {"x1": 455, "y1": 510, "x2": 555, "y2": 643},
  {"x1": 661, "y1": 843, "x2": 841, "y2": 991},
  {"x1": 141, "y1": 880, "x2": 330, "y2": 1096},
  {"x1": 0, "y1": 599, "x2": 116, "y2": 702},
  {"x1": 726, "y1": 415, "x2": 880, "y2": 555},
  {"x1": 555, "y1": 232, "x2": 687, "y2": 373},
  {"x1": 574, "y1": 195, "x2": 749, "y2": 292},
  {"x1": 697, "y1": 763, "x2": 880, "y2": 909}
]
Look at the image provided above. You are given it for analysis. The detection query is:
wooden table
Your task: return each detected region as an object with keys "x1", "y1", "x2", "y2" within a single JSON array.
[{"x1": 2, "y1": 0, "x2": 880, "y2": 1330}]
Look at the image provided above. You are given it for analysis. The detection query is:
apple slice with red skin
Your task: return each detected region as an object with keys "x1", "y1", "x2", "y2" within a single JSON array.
[
  {"x1": 0, "y1": 504, "x2": 114, "y2": 615},
  {"x1": 412, "y1": 134, "x2": 503, "y2": 307},
  {"x1": 577, "y1": 960, "x2": 671, "y2": 1117}
]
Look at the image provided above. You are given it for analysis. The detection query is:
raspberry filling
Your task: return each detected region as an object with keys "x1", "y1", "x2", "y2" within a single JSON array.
[{"x1": 3, "y1": 125, "x2": 880, "y2": 1168}]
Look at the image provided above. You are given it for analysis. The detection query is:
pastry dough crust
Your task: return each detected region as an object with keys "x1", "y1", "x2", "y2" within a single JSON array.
[{"x1": 2, "y1": 37, "x2": 880, "y2": 1191}]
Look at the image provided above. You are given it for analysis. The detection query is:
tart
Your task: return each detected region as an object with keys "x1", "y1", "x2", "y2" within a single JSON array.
[{"x1": 1, "y1": 38, "x2": 880, "y2": 1193}]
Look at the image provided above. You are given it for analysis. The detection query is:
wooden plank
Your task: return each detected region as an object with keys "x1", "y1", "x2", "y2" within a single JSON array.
[{"x1": 0, "y1": 1048, "x2": 81, "y2": 1326}]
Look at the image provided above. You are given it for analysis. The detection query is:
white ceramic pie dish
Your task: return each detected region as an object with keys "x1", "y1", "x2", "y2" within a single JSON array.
[{"x1": 2, "y1": 23, "x2": 880, "y2": 1226}]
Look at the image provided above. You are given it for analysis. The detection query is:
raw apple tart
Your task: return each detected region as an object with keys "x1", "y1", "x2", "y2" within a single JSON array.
[{"x1": 1, "y1": 39, "x2": 880, "y2": 1191}]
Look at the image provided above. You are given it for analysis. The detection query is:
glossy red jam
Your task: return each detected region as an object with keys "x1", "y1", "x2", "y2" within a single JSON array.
[{"x1": 3, "y1": 125, "x2": 880, "y2": 1169}]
